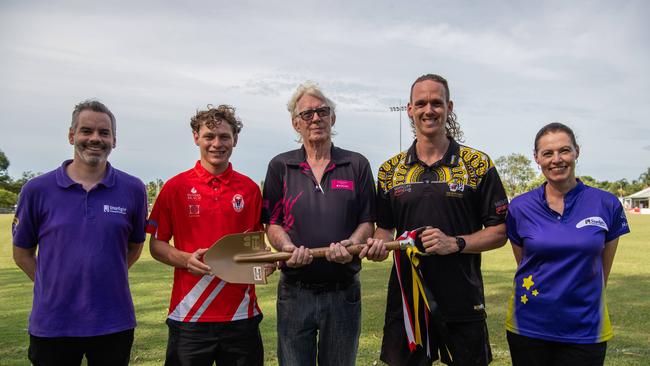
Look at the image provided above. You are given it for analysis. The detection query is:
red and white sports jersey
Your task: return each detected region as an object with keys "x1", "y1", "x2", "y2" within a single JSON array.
[{"x1": 147, "y1": 161, "x2": 262, "y2": 322}]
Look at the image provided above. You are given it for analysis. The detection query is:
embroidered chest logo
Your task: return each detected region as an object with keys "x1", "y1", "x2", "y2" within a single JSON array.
[
  {"x1": 445, "y1": 181, "x2": 465, "y2": 198},
  {"x1": 576, "y1": 216, "x2": 608, "y2": 230},
  {"x1": 103, "y1": 205, "x2": 127, "y2": 215},
  {"x1": 448, "y1": 182, "x2": 464, "y2": 192},
  {"x1": 393, "y1": 184, "x2": 412, "y2": 197},
  {"x1": 188, "y1": 205, "x2": 200, "y2": 217},
  {"x1": 331, "y1": 179, "x2": 354, "y2": 191},
  {"x1": 232, "y1": 194, "x2": 244, "y2": 212},
  {"x1": 187, "y1": 187, "x2": 201, "y2": 200}
]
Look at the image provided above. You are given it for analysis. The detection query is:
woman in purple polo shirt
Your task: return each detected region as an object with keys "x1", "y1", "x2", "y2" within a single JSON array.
[{"x1": 505, "y1": 122, "x2": 630, "y2": 366}]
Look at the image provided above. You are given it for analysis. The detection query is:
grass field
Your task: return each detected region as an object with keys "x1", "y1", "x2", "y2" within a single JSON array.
[{"x1": 1, "y1": 214, "x2": 648, "y2": 365}]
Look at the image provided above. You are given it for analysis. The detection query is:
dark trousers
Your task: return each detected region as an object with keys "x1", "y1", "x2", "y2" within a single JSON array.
[
  {"x1": 165, "y1": 315, "x2": 264, "y2": 366},
  {"x1": 381, "y1": 319, "x2": 492, "y2": 366},
  {"x1": 507, "y1": 331, "x2": 607, "y2": 366},
  {"x1": 28, "y1": 328, "x2": 134, "y2": 366}
]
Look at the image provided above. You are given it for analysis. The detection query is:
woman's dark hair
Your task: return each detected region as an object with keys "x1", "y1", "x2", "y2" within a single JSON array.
[{"x1": 534, "y1": 122, "x2": 578, "y2": 153}]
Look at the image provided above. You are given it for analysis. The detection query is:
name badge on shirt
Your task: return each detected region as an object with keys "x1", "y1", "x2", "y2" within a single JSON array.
[
  {"x1": 576, "y1": 216, "x2": 608, "y2": 230},
  {"x1": 331, "y1": 180, "x2": 354, "y2": 191}
]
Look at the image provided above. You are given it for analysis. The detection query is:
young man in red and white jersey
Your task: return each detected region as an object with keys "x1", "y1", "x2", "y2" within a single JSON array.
[{"x1": 147, "y1": 104, "x2": 270, "y2": 365}]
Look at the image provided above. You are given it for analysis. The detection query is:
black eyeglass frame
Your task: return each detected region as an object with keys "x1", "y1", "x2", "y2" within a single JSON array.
[{"x1": 295, "y1": 106, "x2": 331, "y2": 122}]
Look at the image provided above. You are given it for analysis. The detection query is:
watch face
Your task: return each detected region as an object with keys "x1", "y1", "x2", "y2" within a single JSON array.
[{"x1": 456, "y1": 237, "x2": 466, "y2": 252}]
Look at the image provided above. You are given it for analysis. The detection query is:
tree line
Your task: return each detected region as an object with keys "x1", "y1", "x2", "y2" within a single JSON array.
[
  {"x1": 495, "y1": 153, "x2": 650, "y2": 199},
  {"x1": 1, "y1": 149, "x2": 648, "y2": 208}
]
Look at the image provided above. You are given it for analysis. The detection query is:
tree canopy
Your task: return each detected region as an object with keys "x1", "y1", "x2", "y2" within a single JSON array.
[{"x1": 495, "y1": 153, "x2": 536, "y2": 198}]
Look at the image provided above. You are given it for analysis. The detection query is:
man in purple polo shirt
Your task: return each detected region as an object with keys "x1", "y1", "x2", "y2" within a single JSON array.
[{"x1": 12, "y1": 100, "x2": 148, "y2": 366}]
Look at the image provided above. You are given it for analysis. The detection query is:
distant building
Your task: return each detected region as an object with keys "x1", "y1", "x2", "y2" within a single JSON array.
[{"x1": 624, "y1": 187, "x2": 650, "y2": 214}]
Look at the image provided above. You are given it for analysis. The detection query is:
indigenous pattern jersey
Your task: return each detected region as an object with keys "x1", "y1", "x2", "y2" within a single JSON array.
[
  {"x1": 377, "y1": 138, "x2": 508, "y2": 322},
  {"x1": 12, "y1": 161, "x2": 147, "y2": 337},
  {"x1": 146, "y1": 162, "x2": 262, "y2": 322},
  {"x1": 506, "y1": 181, "x2": 629, "y2": 343},
  {"x1": 261, "y1": 145, "x2": 375, "y2": 283}
]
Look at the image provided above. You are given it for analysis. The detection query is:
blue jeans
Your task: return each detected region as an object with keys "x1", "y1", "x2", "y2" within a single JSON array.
[{"x1": 277, "y1": 274, "x2": 361, "y2": 366}]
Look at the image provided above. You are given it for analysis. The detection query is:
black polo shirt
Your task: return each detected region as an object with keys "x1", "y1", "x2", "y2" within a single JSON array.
[
  {"x1": 377, "y1": 138, "x2": 508, "y2": 322},
  {"x1": 262, "y1": 145, "x2": 376, "y2": 283}
]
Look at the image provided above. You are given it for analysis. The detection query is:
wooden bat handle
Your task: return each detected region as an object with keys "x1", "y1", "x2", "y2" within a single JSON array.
[{"x1": 233, "y1": 241, "x2": 403, "y2": 263}]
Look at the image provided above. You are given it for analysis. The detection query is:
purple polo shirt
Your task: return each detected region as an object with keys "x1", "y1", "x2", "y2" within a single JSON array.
[
  {"x1": 12, "y1": 160, "x2": 147, "y2": 337},
  {"x1": 506, "y1": 180, "x2": 629, "y2": 343}
]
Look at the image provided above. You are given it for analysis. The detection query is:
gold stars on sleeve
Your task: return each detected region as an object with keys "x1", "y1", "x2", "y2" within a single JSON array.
[
  {"x1": 519, "y1": 274, "x2": 540, "y2": 305},
  {"x1": 520, "y1": 294, "x2": 529, "y2": 304},
  {"x1": 522, "y1": 275, "x2": 535, "y2": 290}
]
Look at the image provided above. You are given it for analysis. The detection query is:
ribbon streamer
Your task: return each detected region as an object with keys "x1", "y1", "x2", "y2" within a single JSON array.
[{"x1": 394, "y1": 229, "x2": 453, "y2": 363}]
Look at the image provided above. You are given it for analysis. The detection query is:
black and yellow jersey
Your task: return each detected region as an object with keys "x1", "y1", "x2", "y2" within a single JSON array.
[{"x1": 376, "y1": 138, "x2": 508, "y2": 322}]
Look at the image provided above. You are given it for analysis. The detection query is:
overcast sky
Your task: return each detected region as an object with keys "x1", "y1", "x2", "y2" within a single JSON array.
[{"x1": 1, "y1": 0, "x2": 648, "y2": 184}]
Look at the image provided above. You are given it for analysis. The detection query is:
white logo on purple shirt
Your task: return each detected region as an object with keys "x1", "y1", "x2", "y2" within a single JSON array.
[
  {"x1": 103, "y1": 205, "x2": 127, "y2": 215},
  {"x1": 576, "y1": 216, "x2": 608, "y2": 230}
]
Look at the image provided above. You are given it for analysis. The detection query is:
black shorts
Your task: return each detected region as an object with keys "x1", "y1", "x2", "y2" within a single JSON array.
[
  {"x1": 28, "y1": 328, "x2": 134, "y2": 366},
  {"x1": 507, "y1": 331, "x2": 607, "y2": 366},
  {"x1": 381, "y1": 318, "x2": 492, "y2": 366},
  {"x1": 165, "y1": 315, "x2": 263, "y2": 366}
]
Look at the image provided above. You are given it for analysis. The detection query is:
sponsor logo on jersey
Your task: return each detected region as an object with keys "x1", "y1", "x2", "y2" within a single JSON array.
[
  {"x1": 393, "y1": 184, "x2": 412, "y2": 197},
  {"x1": 576, "y1": 216, "x2": 608, "y2": 230},
  {"x1": 494, "y1": 199, "x2": 509, "y2": 215},
  {"x1": 448, "y1": 182, "x2": 465, "y2": 192},
  {"x1": 187, "y1": 187, "x2": 201, "y2": 200},
  {"x1": 232, "y1": 194, "x2": 244, "y2": 212},
  {"x1": 331, "y1": 179, "x2": 354, "y2": 191},
  {"x1": 188, "y1": 204, "x2": 200, "y2": 217},
  {"x1": 103, "y1": 205, "x2": 127, "y2": 214}
]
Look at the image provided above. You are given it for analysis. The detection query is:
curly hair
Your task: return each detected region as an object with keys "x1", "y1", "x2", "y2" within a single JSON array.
[
  {"x1": 409, "y1": 74, "x2": 463, "y2": 142},
  {"x1": 190, "y1": 104, "x2": 243, "y2": 135}
]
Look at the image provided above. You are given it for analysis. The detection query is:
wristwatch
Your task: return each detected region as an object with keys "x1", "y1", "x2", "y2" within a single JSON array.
[{"x1": 455, "y1": 237, "x2": 466, "y2": 253}]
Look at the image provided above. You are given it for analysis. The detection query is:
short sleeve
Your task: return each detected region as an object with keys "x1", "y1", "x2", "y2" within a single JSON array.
[
  {"x1": 129, "y1": 180, "x2": 148, "y2": 244},
  {"x1": 505, "y1": 204, "x2": 523, "y2": 246},
  {"x1": 478, "y1": 165, "x2": 509, "y2": 227},
  {"x1": 375, "y1": 164, "x2": 395, "y2": 230},
  {"x1": 355, "y1": 156, "x2": 376, "y2": 224},
  {"x1": 12, "y1": 183, "x2": 39, "y2": 249},
  {"x1": 605, "y1": 197, "x2": 630, "y2": 242},
  {"x1": 261, "y1": 158, "x2": 285, "y2": 225},
  {"x1": 251, "y1": 183, "x2": 263, "y2": 232},
  {"x1": 146, "y1": 180, "x2": 173, "y2": 242}
]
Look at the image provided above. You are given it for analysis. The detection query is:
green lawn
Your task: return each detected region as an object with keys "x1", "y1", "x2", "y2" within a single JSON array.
[{"x1": 1, "y1": 214, "x2": 648, "y2": 365}]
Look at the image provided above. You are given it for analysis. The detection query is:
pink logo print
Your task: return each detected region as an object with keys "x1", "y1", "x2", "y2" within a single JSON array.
[{"x1": 331, "y1": 180, "x2": 354, "y2": 191}]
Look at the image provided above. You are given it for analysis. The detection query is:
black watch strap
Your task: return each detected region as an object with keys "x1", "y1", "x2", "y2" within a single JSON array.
[{"x1": 455, "y1": 237, "x2": 466, "y2": 253}]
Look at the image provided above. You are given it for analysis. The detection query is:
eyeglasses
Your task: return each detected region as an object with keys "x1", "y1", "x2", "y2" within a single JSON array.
[{"x1": 295, "y1": 107, "x2": 331, "y2": 121}]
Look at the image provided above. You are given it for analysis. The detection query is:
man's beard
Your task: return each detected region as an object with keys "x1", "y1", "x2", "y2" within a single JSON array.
[{"x1": 75, "y1": 141, "x2": 111, "y2": 166}]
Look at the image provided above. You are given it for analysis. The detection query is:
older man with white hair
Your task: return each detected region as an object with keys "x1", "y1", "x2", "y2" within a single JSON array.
[{"x1": 262, "y1": 82, "x2": 378, "y2": 365}]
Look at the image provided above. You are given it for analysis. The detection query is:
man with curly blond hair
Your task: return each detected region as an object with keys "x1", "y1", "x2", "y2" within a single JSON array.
[{"x1": 147, "y1": 104, "x2": 270, "y2": 365}]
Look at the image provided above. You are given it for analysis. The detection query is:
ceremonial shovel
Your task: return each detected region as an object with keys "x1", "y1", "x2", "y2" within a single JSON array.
[{"x1": 203, "y1": 230, "x2": 422, "y2": 285}]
